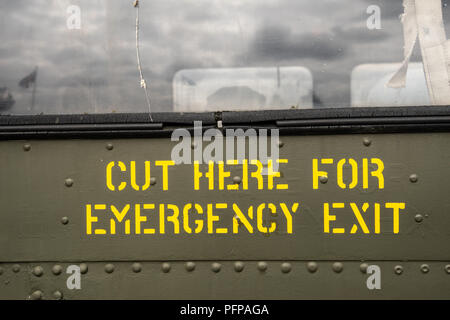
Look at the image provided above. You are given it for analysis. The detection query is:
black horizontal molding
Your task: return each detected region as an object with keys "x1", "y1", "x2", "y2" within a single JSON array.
[
  {"x1": 0, "y1": 123, "x2": 163, "y2": 132},
  {"x1": 0, "y1": 106, "x2": 449, "y2": 139},
  {"x1": 222, "y1": 105, "x2": 450, "y2": 123},
  {"x1": 0, "y1": 112, "x2": 217, "y2": 126},
  {"x1": 276, "y1": 115, "x2": 450, "y2": 127}
]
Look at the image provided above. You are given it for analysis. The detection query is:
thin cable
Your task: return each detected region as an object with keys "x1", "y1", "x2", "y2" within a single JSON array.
[{"x1": 135, "y1": 0, "x2": 153, "y2": 121}]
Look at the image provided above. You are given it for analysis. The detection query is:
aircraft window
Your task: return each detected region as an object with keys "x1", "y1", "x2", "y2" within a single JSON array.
[{"x1": 0, "y1": 0, "x2": 449, "y2": 115}]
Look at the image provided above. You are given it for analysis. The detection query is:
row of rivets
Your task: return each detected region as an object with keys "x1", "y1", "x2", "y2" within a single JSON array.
[
  {"x1": 30, "y1": 290, "x2": 63, "y2": 300},
  {"x1": 7, "y1": 263, "x2": 449, "y2": 277}
]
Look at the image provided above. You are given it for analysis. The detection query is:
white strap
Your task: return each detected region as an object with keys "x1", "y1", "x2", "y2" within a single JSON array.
[{"x1": 387, "y1": 0, "x2": 450, "y2": 105}]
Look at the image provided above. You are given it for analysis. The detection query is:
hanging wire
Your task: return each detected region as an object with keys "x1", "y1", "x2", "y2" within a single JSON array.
[{"x1": 134, "y1": 0, "x2": 153, "y2": 121}]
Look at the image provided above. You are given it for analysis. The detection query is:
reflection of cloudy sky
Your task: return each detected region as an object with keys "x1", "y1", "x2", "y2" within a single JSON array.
[{"x1": 0, "y1": 0, "x2": 448, "y2": 114}]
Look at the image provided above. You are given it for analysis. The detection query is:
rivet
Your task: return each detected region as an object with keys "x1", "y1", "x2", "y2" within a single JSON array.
[
  {"x1": 32, "y1": 266, "x2": 44, "y2": 277},
  {"x1": 234, "y1": 262, "x2": 244, "y2": 273},
  {"x1": 150, "y1": 177, "x2": 157, "y2": 186},
  {"x1": 106, "y1": 143, "x2": 114, "y2": 151},
  {"x1": 409, "y1": 174, "x2": 418, "y2": 183},
  {"x1": 191, "y1": 142, "x2": 197, "y2": 149},
  {"x1": 415, "y1": 214, "x2": 424, "y2": 223},
  {"x1": 30, "y1": 290, "x2": 43, "y2": 300},
  {"x1": 307, "y1": 262, "x2": 318, "y2": 273},
  {"x1": 65, "y1": 178, "x2": 74, "y2": 187},
  {"x1": 420, "y1": 264, "x2": 430, "y2": 274},
  {"x1": 105, "y1": 264, "x2": 115, "y2": 274},
  {"x1": 278, "y1": 140, "x2": 284, "y2": 148},
  {"x1": 445, "y1": 265, "x2": 450, "y2": 274},
  {"x1": 281, "y1": 263, "x2": 292, "y2": 274},
  {"x1": 319, "y1": 176, "x2": 328, "y2": 184},
  {"x1": 12, "y1": 264, "x2": 20, "y2": 273},
  {"x1": 53, "y1": 291, "x2": 63, "y2": 300},
  {"x1": 363, "y1": 138, "x2": 371, "y2": 147},
  {"x1": 233, "y1": 176, "x2": 242, "y2": 184},
  {"x1": 360, "y1": 263, "x2": 369, "y2": 274},
  {"x1": 394, "y1": 265, "x2": 403, "y2": 275},
  {"x1": 257, "y1": 261, "x2": 268, "y2": 272},
  {"x1": 161, "y1": 263, "x2": 171, "y2": 273},
  {"x1": 52, "y1": 265, "x2": 63, "y2": 276},
  {"x1": 61, "y1": 217, "x2": 69, "y2": 225},
  {"x1": 23, "y1": 144, "x2": 31, "y2": 152},
  {"x1": 185, "y1": 262, "x2": 196, "y2": 272},
  {"x1": 211, "y1": 263, "x2": 221, "y2": 273},
  {"x1": 332, "y1": 262, "x2": 343, "y2": 273},
  {"x1": 132, "y1": 263, "x2": 142, "y2": 273},
  {"x1": 80, "y1": 263, "x2": 88, "y2": 274}
]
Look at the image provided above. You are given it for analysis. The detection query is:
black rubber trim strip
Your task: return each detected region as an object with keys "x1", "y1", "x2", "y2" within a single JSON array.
[
  {"x1": 0, "y1": 112, "x2": 216, "y2": 126},
  {"x1": 222, "y1": 106, "x2": 450, "y2": 123},
  {"x1": 0, "y1": 106, "x2": 449, "y2": 139},
  {"x1": 276, "y1": 116, "x2": 450, "y2": 127},
  {"x1": 0, "y1": 123, "x2": 163, "y2": 132}
]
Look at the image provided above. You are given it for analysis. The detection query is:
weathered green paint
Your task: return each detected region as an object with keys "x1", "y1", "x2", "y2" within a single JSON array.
[{"x1": 0, "y1": 132, "x2": 449, "y2": 299}]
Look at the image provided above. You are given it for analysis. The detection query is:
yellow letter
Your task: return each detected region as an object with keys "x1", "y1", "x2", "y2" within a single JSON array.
[
  {"x1": 135, "y1": 204, "x2": 156, "y2": 234},
  {"x1": 183, "y1": 204, "x2": 204, "y2": 234},
  {"x1": 207, "y1": 203, "x2": 228, "y2": 234},
  {"x1": 324, "y1": 203, "x2": 345, "y2": 233},
  {"x1": 257, "y1": 203, "x2": 276, "y2": 233},
  {"x1": 106, "y1": 162, "x2": 127, "y2": 191},
  {"x1": 110, "y1": 204, "x2": 131, "y2": 235},
  {"x1": 337, "y1": 159, "x2": 347, "y2": 189},
  {"x1": 130, "y1": 161, "x2": 151, "y2": 191},
  {"x1": 374, "y1": 203, "x2": 380, "y2": 234},
  {"x1": 250, "y1": 160, "x2": 264, "y2": 190},
  {"x1": 350, "y1": 203, "x2": 370, "y2": 234},
  {"x1": 313, "y1": 159, "x2": 333, "y2": 189},
  {"x1": 348, "y1": 159, "x2": 358, "y2": 189},
  {"x1": 218, "y1": 161, "x2": 230, "y2": 190},
  {"x1": 86, "y1": 204, "x2": 97, "y2": 235},
  {"x1": 86, "y1": 204, "x2": 107, "y2": 235},
  {"x1": 226, "y1": 160, "x2": 239, "y2": 190},
  {"x1": 166, "y1": 204, "x2": 180, "y2": 234},
  {"x1": 371, "y1": 158, "x2": 385, "y2": 189},
  {"x1": 232, "y1": 204, "x2": 253, "y2": 234},
  {"x1": 386, "y1": 203, "x2": 405, "y2": 234},
  {"x1": 363, "y1": 158, "x2": 369, "y2": 189},
  {"x1": 242, "y1": 159, "x2": 249, "y2": 190},
  {"x1": 276, "y1": 159, "x2": 289, "y2": 190},
  {"x1": 280, "y1": 203, "x2": 299, "y2": 234},
  {"x1": 155, "y1": 161, "x2": 175, "y2": 191}
]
